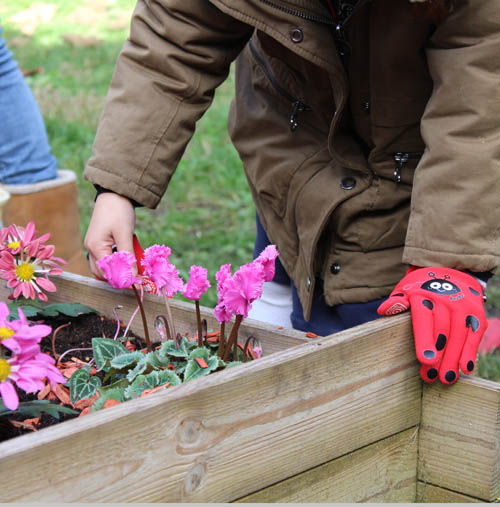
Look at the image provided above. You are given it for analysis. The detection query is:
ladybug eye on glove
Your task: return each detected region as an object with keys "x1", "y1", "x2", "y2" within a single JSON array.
[{"x1": 378, "y1": 267, "x2": 487, "y2": 385}]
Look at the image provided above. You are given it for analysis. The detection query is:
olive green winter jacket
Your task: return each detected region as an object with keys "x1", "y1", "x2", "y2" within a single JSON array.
[{"x1": 84, "y1": 0, "x2": 500, "y2": 319}]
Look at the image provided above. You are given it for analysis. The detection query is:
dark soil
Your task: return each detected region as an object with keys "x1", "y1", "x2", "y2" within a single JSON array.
[{"x1": 0, "y1": 312, "x2": 147, "y2": 443}]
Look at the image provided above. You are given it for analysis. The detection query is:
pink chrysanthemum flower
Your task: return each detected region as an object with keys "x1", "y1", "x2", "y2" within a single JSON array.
[
  {"x1": 223, "y1": 262, "x2": 265, "y2": 319},
  {"x1": 253, "y1": 245, "x2": 279, "y2": 282},
  {"x1": 0, "y1": 222, "x2": 48, "y2": 255},
  {"x1": 183, "y1": 265, "x2": 211, "y2": 301},
  {"x1": 0, "y1": 350, "x2": 65, "y2": 411},
  {"x1": 0, "y1": 302, "x2": 51, "y2": 356},
  {"x1": 142, "y1": 245, "x2": 183, "y2": 297},
  {"x1": 97, "y1": 251, "x2": 141, "y2": 290},
  {"x1": 0, "y1": 238, "x2": 66, "y2": 302}
]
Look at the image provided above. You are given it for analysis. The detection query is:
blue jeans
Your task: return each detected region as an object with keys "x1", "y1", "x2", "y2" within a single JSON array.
[
  {"x1": 254, "y1": 214, "x2": 384, "y2": 336},
  {"x1": 0, "y1": 27, "x2": 57, "y2": 184}
]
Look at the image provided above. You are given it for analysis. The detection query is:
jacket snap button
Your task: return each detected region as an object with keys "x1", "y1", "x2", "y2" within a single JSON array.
[
  {"x1": 340, "y1": 177, "x2": 356, "y2": 190},
  {"x1": 330, "y1": 263, "x2": 341, "y2": 275},
  {"x1": 290, "y1": 28, "x2": 303, "y2": 43}
]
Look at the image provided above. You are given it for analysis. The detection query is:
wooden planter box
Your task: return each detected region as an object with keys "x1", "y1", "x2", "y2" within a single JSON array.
[{"x1": 0, "y1": 272, "x2": 498, "y2": 502}]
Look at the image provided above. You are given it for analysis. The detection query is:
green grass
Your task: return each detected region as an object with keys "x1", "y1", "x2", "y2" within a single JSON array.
[
  {"x1": 3, "y1": 1, "x2": 500, "y2": 380},
  {"x1": 1, "y1": 0, "x2": 255, "y2": 309}
]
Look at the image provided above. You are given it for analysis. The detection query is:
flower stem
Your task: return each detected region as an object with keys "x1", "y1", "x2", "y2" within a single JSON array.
[
  {"x1": 195, "y1": 300, "x2": 203, "y2": 347},
  {"x1": 132, "y1": 284, "x2": 152, "y2": 352},
  {"x1": 222, "y1": 315, "x2": 243, "y2": 362},
  {"x1": 51, "y1": 322, "x2": 71, "y2": 359},
  {"x1": 217, "y1": 321, "x2": 225, "y2": 358},
  {"x1": 155, "y1": 314, "x2": 172, "y2": 342},
  {"x1": 57, "y1": 347, "x2": 93, "y2": 365},
  {"x1": 162, "y1": 288, "x2": 177, "y2": 339}
]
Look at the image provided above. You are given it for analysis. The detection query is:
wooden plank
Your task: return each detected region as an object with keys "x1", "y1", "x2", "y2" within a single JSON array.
[
  {"x1": 416, "y1": 481, "x2": 483, "y2": 503},
  {"x1": 236, "y1": 427, "x2": 419, "y2": 503},
  {"x1": 418, "y1": 375, "x2": 500, "y2": 501},
  {"x1": 0, "y1": 272, "x2": 309, "y2": 354},
  {"x1": 0, "y1": 313, "x2": 421, "y2": 502}
]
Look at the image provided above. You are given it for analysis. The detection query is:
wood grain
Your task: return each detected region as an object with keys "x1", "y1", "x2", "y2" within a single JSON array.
[
  {"x1": 418, "y1": 375, "x2": 500, "y2": 501},
  {"x1": 236, "y1": 427, "x2": 419, "y2": 503},
  {"x1": 0, "y1": 307, "x2": 420, "y2": 502},
  {"x1": 416, "y1": 481, "x2": 483, "y2": 503}
]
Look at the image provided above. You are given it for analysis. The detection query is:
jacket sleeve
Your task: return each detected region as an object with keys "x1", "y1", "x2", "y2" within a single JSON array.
[
  {"x1": 403, "y1": 0, "x2": 500, "y2": 274},
  {"x1": 84, "y1": 0, "x2": 252, "y2": 208}
]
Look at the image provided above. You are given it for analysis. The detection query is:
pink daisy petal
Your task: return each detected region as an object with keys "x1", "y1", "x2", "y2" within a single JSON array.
[{"x1": 0, "y1": 381, "x2": 19, "y2": 410}]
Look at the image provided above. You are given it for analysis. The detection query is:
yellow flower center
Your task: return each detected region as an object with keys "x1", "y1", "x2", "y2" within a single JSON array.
[
  {"x1": 7, "y1": 240, "x2": 20, "y2": 250},
  {"x1": 15, "y1": 262, "x2": 35, "y2": 282},
  {"x1": 0, "y1": 327, "x2": 15, "y2": 341},
  {"x1": 0, "y1": 358, "x2": 11, "y2": 382}
]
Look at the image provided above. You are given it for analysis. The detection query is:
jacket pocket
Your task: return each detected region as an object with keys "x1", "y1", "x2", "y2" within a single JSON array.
[{"x1": 248, "y1": 37, "x2": 312, "y2": 132}]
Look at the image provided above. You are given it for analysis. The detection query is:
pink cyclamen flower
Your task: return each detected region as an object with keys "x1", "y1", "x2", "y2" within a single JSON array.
[
  {"x1": 222, "y1": 262, "x2": 265, "y2": 318},
  {"x1": 214, "y1": 301, "x2": 233, "y2": 324},
  {"x1": 183, "y1": 265, "x2": 211, "y2": 301},
  {"x1": 215, "y1": 264, "x2": 232, "y2": 295},
  {"x1": 97, "y1": 251, "x2": 141, "y2": 290},
  {"x1": 142, "y1": 244, "x2": 183, "y2": 297},
  {"x1": 0, "y1": 302, "x2": 51, "y2": 356},
  {"x1": 253, "y1": 245, "x2": 279, "y2": 282},
  {"x1": 0, "y1": 351, "x2": 65, "y2": 411}
]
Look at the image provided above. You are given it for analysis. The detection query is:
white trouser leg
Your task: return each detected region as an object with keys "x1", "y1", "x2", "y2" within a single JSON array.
[{"x1": 248, "y1": 281, "x2": 293, "y2": 328}]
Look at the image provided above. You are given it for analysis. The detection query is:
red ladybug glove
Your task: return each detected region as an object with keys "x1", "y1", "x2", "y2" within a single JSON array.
[{"x1": 377, "y1": 266, "x2": 487, "y2": 385}]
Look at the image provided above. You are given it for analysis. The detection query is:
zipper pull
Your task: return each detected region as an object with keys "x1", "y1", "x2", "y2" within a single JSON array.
[
  {"x1": 393, "y1": 151, "x2": 423, "y2": 183},
  {"x1": 393, "y1": 152, "x2": 408, "y2": 184},
  {"x1": 290, "y1": 100, "x2": 310, "y2": 132}
]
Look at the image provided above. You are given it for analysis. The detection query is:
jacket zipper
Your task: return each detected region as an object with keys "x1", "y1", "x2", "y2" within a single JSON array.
[
  {"x1": 393, "y1": 151, "x2": 423, "y2": 183},
  {"x1": 333, "y1": 0, "x2": 371, "y2": 57},
  {"x1": 249, "y1": 38, "x2": 312, "y2": 131},
  {"x1": 258, "y1": 0, "x2": 337, "y2": 25}
]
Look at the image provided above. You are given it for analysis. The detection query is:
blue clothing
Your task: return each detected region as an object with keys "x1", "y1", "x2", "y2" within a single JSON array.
[
  {"x1": 0, "y1": 28, "x2": 57, "y2": 184},
  {"x1": 254, "y1": 214, "x2": 383, "y2": 335}
]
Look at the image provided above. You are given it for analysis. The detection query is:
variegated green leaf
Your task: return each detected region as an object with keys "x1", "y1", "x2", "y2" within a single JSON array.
[
  {"x1": 68, "y1": 366, "x2": 102, "y2": 404},
  {"x1": 157, "y1": 369, "x2": 182, "y2": 386},
  {"x1": 184, "y1": 359, "x2": 213, "y2": 382},
  {"x1": 159, "y1": 338, "x2": 189, "y2": 358},
  {"x1": 92, "y1": 338, "x2": 129, "y2": 371},
  {"x1": 125, "y1": 369, "x2": 182, "y2": 399},
  {"x1": 110, "y1": 351, "x2": 144, "y2": 370},
  {"x1": 91, "y1": 386, "x2": 126, "y2": 412},
  {"x1": 187, "y1": 347, "x2": 219, "y2": 371},
  {"x1": 126, "y1": 357, "x2": 148, "y2": 382}
]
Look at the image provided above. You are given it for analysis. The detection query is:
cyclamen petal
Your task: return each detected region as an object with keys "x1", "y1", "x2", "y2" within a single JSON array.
[
  {"x1": 253, "y1": 245, "x2": 279, "y2": 282},
  {"x1": 215, "y1": 264, "x2": 232, "y2": 294},
  {"x1": 143, "y1": 245, "x2": 183, "y2": 296},
  {"x1": 183, "y1": 265, "x2": 211, "y2": 301},
  {"x1": 97, "y1": 251, "x2": 141, "y2": 290},
  {"x1": 214, "y1": 301, "x2": 233, "y2": 324},
  {"x1": 222, "y1": 263, "x2": 265, "y2": 318}
]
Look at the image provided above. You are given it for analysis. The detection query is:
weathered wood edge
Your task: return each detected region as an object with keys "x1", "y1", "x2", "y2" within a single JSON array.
[
  {"x1": 418, "y1": 375, "x2": 500, "y2": 501},
  {"x1": 235, "y1": 427, "x2": 419, "y2": 503},
  {"x1": 0, "y1": 311, "x2": 413, "y2": 457},
  {"x1": 416, "y1": 481, "x2": 484, "y2": 503},
  {"x1": 0, "y1": 313, "x2": 421, "y2": 502}
]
